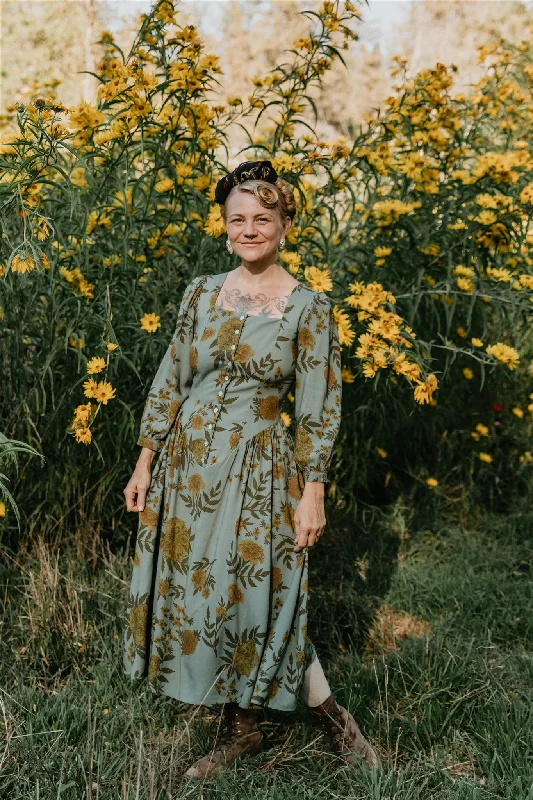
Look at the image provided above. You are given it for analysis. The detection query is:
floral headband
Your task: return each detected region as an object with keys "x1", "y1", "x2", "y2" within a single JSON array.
[{"x1": 214, "y1": 160, "x2": 278, "y2": 205}]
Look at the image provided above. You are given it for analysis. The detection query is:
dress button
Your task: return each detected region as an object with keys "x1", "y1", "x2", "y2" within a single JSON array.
[
  {"x1": 231, "y1": 344, "x2": 236, "y2": 349},
  {"x1": 207, "y1": 423, "x2": 212, "y2": 429},
  {"x1": 214, "y1": 406, "x2": 218, "y2": 412},
  {"x1": 234, "y1": 329, "x2": 239, "y2": 334},
  {"x1": 240, "y1": 315, "x2": 245, "y2": 320},
  {"x1": 218, "y1": 390, "x2": 223, "y2": 396},
  {"x1": 225, "y1": 376, "x2": 229, "y2": 381}
]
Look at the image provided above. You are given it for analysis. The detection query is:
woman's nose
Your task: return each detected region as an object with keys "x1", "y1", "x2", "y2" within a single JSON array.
[{"x1": 243, "y1": 221, "x2": 258, "y2": 236}]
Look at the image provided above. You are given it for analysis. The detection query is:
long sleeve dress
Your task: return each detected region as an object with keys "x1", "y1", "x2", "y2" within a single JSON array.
[{"x1": 123, "y1": 269, "x2": 342, "y2": 712}]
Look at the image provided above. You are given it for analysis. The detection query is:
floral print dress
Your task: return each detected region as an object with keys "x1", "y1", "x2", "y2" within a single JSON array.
[{"x1": 124, "y1": 270, "x2": 342, "y2": 711}]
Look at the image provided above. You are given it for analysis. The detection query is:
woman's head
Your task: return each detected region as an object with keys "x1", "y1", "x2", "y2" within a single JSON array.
[{"x1": 221, "y1": 178, "x2": 296, "y2": 264}]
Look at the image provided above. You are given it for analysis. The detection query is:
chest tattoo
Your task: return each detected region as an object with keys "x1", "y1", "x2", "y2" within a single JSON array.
[{"x1": 217, "y1": 287, "x2": 295, "y2": 318}]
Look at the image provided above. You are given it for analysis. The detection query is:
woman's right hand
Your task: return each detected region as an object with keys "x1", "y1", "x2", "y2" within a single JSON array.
[{"x1": 124, "y1": 447, "x2": 155, "y2": 512}]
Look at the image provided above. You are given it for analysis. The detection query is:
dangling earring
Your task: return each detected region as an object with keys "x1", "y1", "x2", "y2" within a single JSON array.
[
  {"x1": 226, "y1": 238, "x2": 233, "y2": 254},
  {"x1": 279, "y1": 238, "x2": 285, "y2": 251}
]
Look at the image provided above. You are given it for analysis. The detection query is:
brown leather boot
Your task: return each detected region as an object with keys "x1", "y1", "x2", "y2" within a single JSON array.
[
  {"x1": 184, "y1": 703, "x2": 264, "y2": 780},
  {"x1": 310, "y1": 694, "x2": 380, "y2": 769}
]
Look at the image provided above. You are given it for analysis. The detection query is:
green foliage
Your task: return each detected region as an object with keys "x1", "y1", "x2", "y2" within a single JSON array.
[{"x1": 0, "y1": 0, "x2": 533, "y2": 538}]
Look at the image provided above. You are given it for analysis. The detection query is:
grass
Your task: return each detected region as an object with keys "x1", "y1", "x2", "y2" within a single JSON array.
[{"x1": 0, "y1": 506, "x2": 532, "y2": 799}]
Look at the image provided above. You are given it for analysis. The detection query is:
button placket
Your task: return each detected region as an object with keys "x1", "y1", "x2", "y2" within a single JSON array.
[{"x1": 203, "y1": 278, "x2": 250, "y2": 467}]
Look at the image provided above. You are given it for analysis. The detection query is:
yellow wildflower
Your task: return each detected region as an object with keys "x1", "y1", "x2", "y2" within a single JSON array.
[
  {"x1": 475, "y1": 423, "x2": 489, "y2": 436},
  {"x1": 512, "y1": 407, "x2": 524, "y2": 418},
  {"x1": 377, "y1": 448, "x2": 387, "y2": 459},
  {"x1": 86, "y1": 356, "x2": 106, "y2": 375},
  {"x1": 463, "y1": 368, "x2": 474, "y2": 379},
  {"x1": 478, "y1": 452, "x2": 492, "y2": 464},
  {"x1": 74, "y1": 427, "x2": 92, "y2": 445},
  {"x1": 204, "y1": 204, "x2": 226, "y2": 238},
  {"x1": 0, "y1": 501, "x2": 5, "y2": 517},
  {"x1": 92, "y1": 381, "x2": 116, "y2": 405},
  {"x1": 486, "y1": 342, "x2": 519, "y2": 370},
  {"x1": 426, "y1": 478, "x2": 438, "y2": 487},
  {"x1": 140, "y1": 313, "x2": 161, "y2": 333},
  {"x1": 304, "y1": 266, "x2": 333, "y2": 293},
  {"x1": 471, "y1": 338, "x2": 483, "y2": 347}
]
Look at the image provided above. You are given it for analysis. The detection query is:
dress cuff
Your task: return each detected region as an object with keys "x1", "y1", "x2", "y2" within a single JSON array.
[
  {"x1": 301, "y1": 466, "x2": 329, "y2": 483},
  {"x1": 137, "y1": 435, "x2": 164, "y2": 452}
]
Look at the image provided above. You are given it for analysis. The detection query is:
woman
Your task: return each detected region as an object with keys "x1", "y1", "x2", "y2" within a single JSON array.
[{"x1": 123, "y1": 160, "x2": 378, "y2": 778}]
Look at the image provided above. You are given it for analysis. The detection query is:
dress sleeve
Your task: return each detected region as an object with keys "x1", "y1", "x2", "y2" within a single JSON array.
[
  {"x1": 293, "y1": 291, "x2": 343, "y2": 483},
  {"x1": 137, "y1": 275, "x2": 207, "y2": 452}
]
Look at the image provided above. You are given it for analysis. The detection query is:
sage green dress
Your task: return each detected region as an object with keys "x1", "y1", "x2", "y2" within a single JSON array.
[{"x1": 123, "y1": 270, "x2": 342, "y2": 711}]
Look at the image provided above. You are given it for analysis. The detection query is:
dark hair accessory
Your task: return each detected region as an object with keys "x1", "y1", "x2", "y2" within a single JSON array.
[{"x1": 214, "y1": 160, "x2": 278, "y2": 205}]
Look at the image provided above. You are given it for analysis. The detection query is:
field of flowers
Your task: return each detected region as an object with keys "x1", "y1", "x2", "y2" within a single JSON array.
[
  {"x1": 1, "y1": 0, "x2": 533, "y2": 538},
  {"x1": 0, "y1": 2, "x2": 532, "y2": 797}
]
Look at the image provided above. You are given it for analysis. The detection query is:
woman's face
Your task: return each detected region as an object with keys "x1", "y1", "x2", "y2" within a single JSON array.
[{"x1": 225, "y1": 189, "x2": 291, "y2": 265}]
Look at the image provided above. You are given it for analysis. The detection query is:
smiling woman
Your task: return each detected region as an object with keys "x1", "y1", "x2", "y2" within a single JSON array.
[{"x1": 122, "y1": 160, "x2": 379, "y2": 779}]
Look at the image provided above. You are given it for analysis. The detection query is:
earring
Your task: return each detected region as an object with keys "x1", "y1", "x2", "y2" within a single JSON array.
[
  {"x1": 226, "y1": 238, "x2": 233, "y2": 254},
  {"x1": 279, "y1": 238, "x2": 285, "y2": 251}
]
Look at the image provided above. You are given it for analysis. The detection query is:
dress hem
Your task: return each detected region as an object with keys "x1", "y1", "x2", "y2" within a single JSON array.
[{"x1": 127, "y1": 672, "x2": 302, "y2": 713}]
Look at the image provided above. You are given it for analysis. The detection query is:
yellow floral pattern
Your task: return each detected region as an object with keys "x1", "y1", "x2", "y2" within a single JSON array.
[{"x1": 124, "y1": 271, "x2": 342, "y2": 710}]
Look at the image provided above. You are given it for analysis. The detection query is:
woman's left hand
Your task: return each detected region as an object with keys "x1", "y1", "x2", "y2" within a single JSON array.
[{"x1": 293, "y1": 482, "x2": 326, "y2": 552}]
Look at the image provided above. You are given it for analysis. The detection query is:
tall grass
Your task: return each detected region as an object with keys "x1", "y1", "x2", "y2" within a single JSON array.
[{"x1": 1, "y1": 504, "x2": 531, "y2": 798}]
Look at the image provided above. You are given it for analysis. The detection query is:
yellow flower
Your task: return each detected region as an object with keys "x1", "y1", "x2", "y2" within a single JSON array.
[
  {"x1": 471, "y1": 338, "x2": 483, "y2": 347},
  {"x1": 463, "y1": 368, "x2": 474, "y2": 379},
  {"x1": 0, "y1": 501, "x2": 5, "y2": 517},
  {"x1": 74, "y1": 403, "x2": 93, "y2": 424},
  {"x1": 377, "y1": 448, "x2": 387, "y2": 459},
  {"x1": 92, "y1": 381, "x2": 116, "y2": 404},
  {"x1": 341, "y1": 365, "x2": 355, "y2": 383},
  {"x1": 456, "y1": 327, "x2": 468, "y2": 339},
  {"x1": 204, "y1": 204, "x2": 226, "y2": 238},
  {"x1": 304, "y1": 266, "x2": 333, "y2": 293},
  {"x1": 457, "y1": 277, "x2": 474, "y2": 293},
  {"x1": 154, "y1": 177, "x2": 174, "y2": 193},
  {"x1": 140, "y1": 313, "x2": 161, "y2": 333},
  {"x1": 426, "y1": 477, "x2": 438, "y2": 487},
  {"x1": 486, "y1": 342, "x2": 519, "y2": 370},
  {"x1": 478, "y1": 452, "x2": 492, "y2": 464},
  {"x1": 413, "y1": 374, "x2": 439, "y2": 405},
  {"x1": 83, "y1": 378, "x2": 98, "y2": 399},
  {"x1": 279, "y1": 251, "x2": 301, "y2": 271},
  {"x1": 106, "y1": 342, "x2": 118, "y2": 352},
  {"x1": 86, "y1": 356, "x2": 106, "y2": 375},
  {"x1": 486, "y1": 267, "x2": 513, "y2": 283},
  {"x1": 475, "y1": 423, "x2": 489, "y2": 436},
  {"x1": 512, "y1": 407, "x2": 524, "y2": 418},
  {"x1": 73, "y1": 425, "x2": 92, "y2": 444}
]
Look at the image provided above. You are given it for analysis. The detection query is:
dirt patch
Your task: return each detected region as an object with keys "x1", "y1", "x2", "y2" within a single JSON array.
[{"x1": 365, "y1": 603, "x2": 431, "y2": 654}]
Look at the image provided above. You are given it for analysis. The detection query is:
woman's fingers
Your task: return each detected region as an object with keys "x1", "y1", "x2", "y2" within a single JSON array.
[
  {"x1": 293, "y1": 524, "x2": 325, "y2": 551},
  {"x1": 136, "y1": 485, "x2": 147, "y2": 512},
  {"x1": 123, "y1": 482, "x2": 147, "y2": 512}
]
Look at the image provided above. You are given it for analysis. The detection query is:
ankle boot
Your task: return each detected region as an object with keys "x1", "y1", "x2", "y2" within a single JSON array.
[
  {"x1": 310, "y1": 694, "x2": 380, "y2": 769},
  {"x1": 184, "y1": 703, "x2": 264, "y2": 780}
]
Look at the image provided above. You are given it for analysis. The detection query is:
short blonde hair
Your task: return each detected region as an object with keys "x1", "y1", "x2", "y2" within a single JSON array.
[{"x1": 220, "y1": 177, "x2": 297, "y2": 224}]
